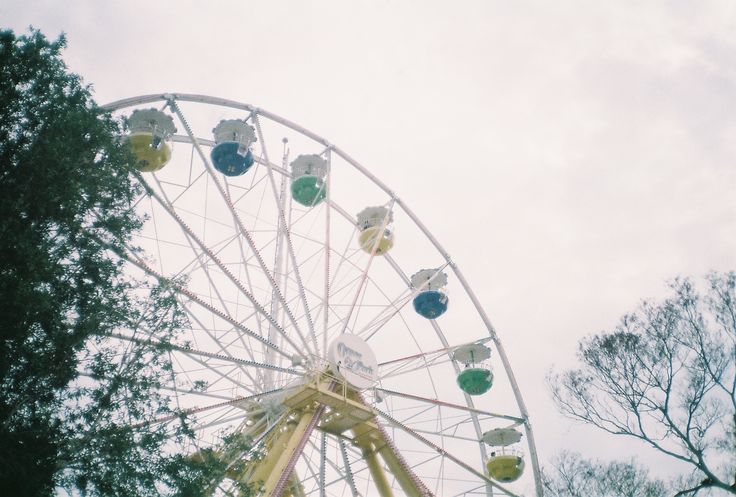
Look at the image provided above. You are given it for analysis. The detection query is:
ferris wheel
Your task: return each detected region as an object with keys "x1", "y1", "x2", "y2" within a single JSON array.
[{"x1": 103, "y1": 94, "x2": 543, "y2": 497}]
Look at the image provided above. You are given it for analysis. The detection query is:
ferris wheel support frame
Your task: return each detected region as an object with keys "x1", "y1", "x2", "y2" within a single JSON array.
[{"x1": 103, "y1": 93, "x2": 544, "y2": 497}]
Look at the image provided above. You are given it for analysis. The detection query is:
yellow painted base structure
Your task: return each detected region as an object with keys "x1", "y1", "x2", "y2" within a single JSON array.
[
  {"x1": 244, "y1": 411, "x2": 314, "y2": 496},
  {"x1": 201, "y1": 375, "x2": 431, "y2": 497},
  {"x1": 199, "y1": 406, "x2": 306, "y2": 497},
  {"x1": 487, "y1": 454, "x2": 525, "y2": 483},
  {"x1": 352, "y1": 422, "x2": 426, "y2": 497},
  {"x1": 358, "y1": 227, "x2": 394, "y2": 255},
  {"x1": 284, "y1": 377, "x2": 428, "y2": 497},
  {"x1": 362, "y1": 448, "x2": 396, "y2": 497},
  {"x1": 127, "y1": 133, "x2": 172, "y2": 172}
]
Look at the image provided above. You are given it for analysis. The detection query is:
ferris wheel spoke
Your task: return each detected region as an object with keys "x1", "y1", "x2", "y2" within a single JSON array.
[
  {"x1": 314, "y1": 197, "x2": 423, "y2": 343},
  {"x1": 319, "y1": 204, "x2": 394, "y2": 336},
  {"x1": 325, "y1": 224, "x2": 359, "y2": 293},
  {"x1": 147, "y1": 195, "x2": 167, "y2": 274},
  {"x1": 157, "y1": 384, "x2": 238, "y2": 402},
  {"x1": 153, "y1": 162, "x2": 208, "y2": 207},
  {"x1": 325, "y1": 272, "x2": 378, "y2": 336},
  {"x1": 299, "y1": 234, "x2": 355, "y2": 346},
  {"x1": 319, "y1": 431, "x2": 327, "y2": 497},
  {"x1": 92, "y1": 231, "x2": 282, "y2": 374},
  {"x1": 283, "y1": 248, "x2": 329, "y2": 308},
  {"x1": 293, "y1": 447, "x2": 321, "y2": 497},
  {"x1": 450, "y1": 484, "x2": 486, "y2": 497},
  {"x1": 322, "y1": 150, "x2": 332, "y2": 355},
  {"x1": 183, "y1": 353, "x2": 290, "y2": 397},
  {"x1": 191, "y1": 405, "x2": 246, "y2": 436},
  {"x1": 425, "y1": 318, "x2": 490, "y2": 470},
  {"x1": 184, "y1": 306, "x2": 267, "y2": 389},
  {"x1": 254, "y1": 113, "x2": 320, "y2": 356},
  {"x1": 73, "y1": 372, "x2": 236, "y2": 406},
  {"x1": 233, "y1": 235, "x2": 266, "y2": 337},
  {"x1": 339, "y1": 200, "x2": 396, "y2": 336},
  {"x1": 167, "y1": 99, "x2": 312, "y2": 357},
  {"x1": 231, "y1": 230, "x2": 270, "y2": 381},
  {"x1": 132, "y1": 387, "x2": 290, "y2": 429},
  {"x1": 361, "y1": 262, "x2": 453, "y2": 345},
  {"x1": 325, "y1": 269, "x2": 403, "y2": 344},
  {"x1": 219, "y1": 410, "x2": 289, "y2": 477},
  {"x1": 180, "y1": 302, "x2": 262, "y2": 379},
  {"x1": 114, "y1": 247, "x2": 291, "y2": 362},
  {"x1": 378, "y1": 338, "x2": 491, "y2": 380},
  {"x1": 105, "y1": 332, "x2": 302, "y2": 377},
  {"x1": 180, "y1": 358, "x2": 253, "y2": 396},
  {"x1": 409, "y1": 428, "x2": 483, "y2": 444},
  {"x1": 338, "y1": 438, "x2": 362, "y2": 497},
  {"x1": 372, "y1": 407, "x2": 520, "y2": 497},
  {"x1": 356, "y1": 289, "x2": 414, "y2": 341},
  {"x1": 147, "y1": 174, "x2": 243, "y2": 322},
  {"x1": 139, "y1": 173, "x2": 311, "y2": 359},
  {"x1": 306, "y1": 437, "x2": 357, "y2": 495}
]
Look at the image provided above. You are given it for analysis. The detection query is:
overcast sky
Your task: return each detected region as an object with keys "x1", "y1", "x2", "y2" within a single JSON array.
[{"x1": 4, "y1": 0, "x2": 735, "y2": 484}]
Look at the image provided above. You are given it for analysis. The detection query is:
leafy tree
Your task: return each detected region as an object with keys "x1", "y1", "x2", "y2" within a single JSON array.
[
  {"x1": 543, "y1": 451, "x2": 666, "y2": 497},
  {"x1": 550, "y1": 272, "x2": 736, "y2": 495},
  {"x1": 0, "y1": 28, "x2": 212, "y2": 495},
  {"x1": 168, "y1": 431, "x2": 257, "y2": 497}
]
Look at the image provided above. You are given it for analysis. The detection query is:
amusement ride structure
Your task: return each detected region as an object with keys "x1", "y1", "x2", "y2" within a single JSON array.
[{"x1": 104, "y1": 94, "x2": 542, "y2": 497}]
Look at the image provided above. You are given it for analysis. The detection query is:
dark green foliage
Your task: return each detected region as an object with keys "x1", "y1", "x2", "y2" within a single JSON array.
[
  {"x1": 55, "y1": 281, "x2": 195, "y2": 496},
  {"x1": 1, "y1": 27, "x2": 139, "y2": 496},
  {"x1": 550, "y1": 273, "x2": 736, "y2": 495},
  {"x1": 543, "y1": 451, "x2": 666, "y2": 497},
  {"x1": 0, "y1": 28, "x2": 217, "y2": 496},
  {"x1": 167, "y1": 432, "x2": 256, "y2": 497}
]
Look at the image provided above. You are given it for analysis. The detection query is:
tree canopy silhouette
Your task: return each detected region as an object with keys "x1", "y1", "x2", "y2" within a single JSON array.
[
  {"x1": 550, "y1": 272, "x2": 736, "y2": 495},
  {"x1": 0, "y1": 28, "x2": 228, "y2": 496}
]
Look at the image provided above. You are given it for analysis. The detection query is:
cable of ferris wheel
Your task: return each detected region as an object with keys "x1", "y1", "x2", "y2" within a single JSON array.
[
  {"x1": 339, "y1": 199, "x2": 396, "y2": 336},
  {"x1": 137, "y1": 161, "x2": 311, "y2": 359},
  {"x1": 131, "y1": 386, "x2": 292, "y2": 429},
  {"x1": 166, "y1": 98, "x2": 314, "y2": 359},
  {"x1": 372, "y1": 407, "x2": 520, "y2": 497},
  {"x1": 374, "y1": 388, "x2": 523, "y2": 423},
  {"x1": 254, "y1": 112, "x2": 320, "y2": 357},
  {"x1": 101, "y1": 240, "x2": 291, "y2": 361},
  {"x1": 105, "y1": 332, "x2": 303, "y2": 376}
]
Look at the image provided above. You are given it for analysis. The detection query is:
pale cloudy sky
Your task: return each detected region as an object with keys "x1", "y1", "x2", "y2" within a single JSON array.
[{"x1": 4, "y1": 0, "x2": 736, "y2": 485}]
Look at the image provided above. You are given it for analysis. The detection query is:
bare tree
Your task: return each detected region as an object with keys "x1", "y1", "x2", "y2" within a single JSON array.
[
  {"x1": 549, "y1": 272, "x2": 736, "y2": 495},
  {"x1": 543, "y1": 451, "x2": 666, "y2": 497}
]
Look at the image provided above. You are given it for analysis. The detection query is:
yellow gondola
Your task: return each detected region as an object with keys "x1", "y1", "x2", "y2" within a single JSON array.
[
  {"x1": 357, "y1": 206, "x2": 394, "y2": 255},
  {"x1": 125, "y1": 109, "x2": 176, "y2": 172}
]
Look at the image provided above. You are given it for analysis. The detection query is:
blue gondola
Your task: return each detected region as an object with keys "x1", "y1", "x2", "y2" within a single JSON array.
[
  {"x1": 211, "y1": 119, "x2": 257, "y2": 177},
  {"x1": 410, "y1": 268, "x2": 449, "y2": 319},
  {"x1": 211, "y1": 142, "x2": 254, "y2": 176},
  {"x1": 413, "y1": 290, "x2": 448, "y2": 319}
]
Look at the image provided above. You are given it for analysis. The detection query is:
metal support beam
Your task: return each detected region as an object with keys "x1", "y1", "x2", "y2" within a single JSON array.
[
  {"x1": 362, "y1": 446, "x2": 395, "y2": 497},
  {"x1": 244, "y1": 410, "x2": 313, "y2": 494}
]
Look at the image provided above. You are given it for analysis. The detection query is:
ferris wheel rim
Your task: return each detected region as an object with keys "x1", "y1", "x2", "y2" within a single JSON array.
[{"x1": 104, "y1": 93, "x2": 543, "y2": 496}]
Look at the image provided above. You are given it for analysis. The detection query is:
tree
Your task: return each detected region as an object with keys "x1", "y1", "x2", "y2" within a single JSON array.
[
  {"x1": 543, "y1": 451, "x2": 666, "y2": 497},
  {"x1": 549, "y1": 272, "x2": 736, "y2": 495},
  {"x1": 0, "y1": 28, "x2": 203, "y2": 495},
  {"x1": 167, "y1": 431, "x2": 258, "y2": 497}
]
